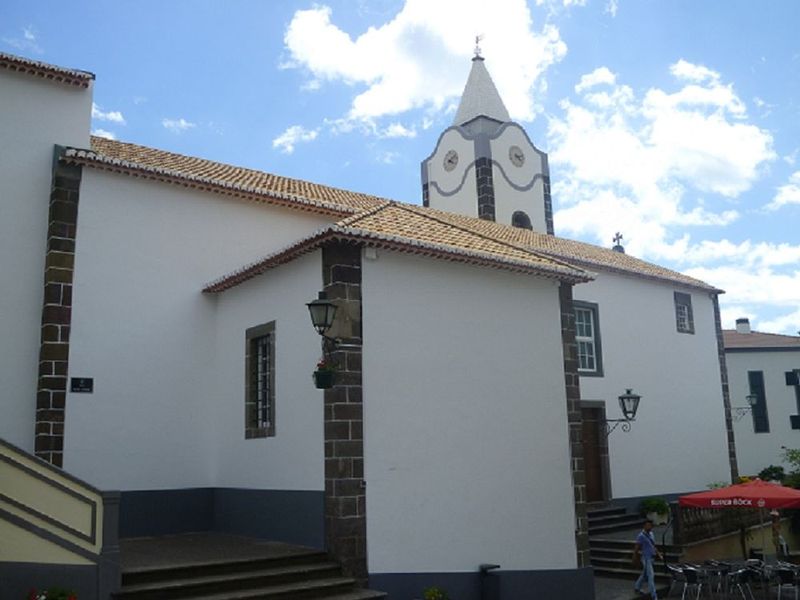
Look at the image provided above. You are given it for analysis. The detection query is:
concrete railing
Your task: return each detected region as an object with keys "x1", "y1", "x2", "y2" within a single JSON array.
[{"x1": 0, "y1": 437, "x2": 119, "y2": 599}]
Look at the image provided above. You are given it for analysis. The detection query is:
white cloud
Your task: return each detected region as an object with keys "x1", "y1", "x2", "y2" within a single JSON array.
[
  {"x1": 377, "y1": 151, "x2": 400, "y2": 164},
  {"x1": 669, "y1": 59, "x2": 720, "y2": 83},
  {"x1": 92, "y1": 103, "x2": 126, "y2": 125},
  {"x1": 162, "y1": 118, "x2": 196, "y2": 133},
  {"x1": 767, "y1": 171, "x2": 800, "y2": 210},
  {"x1": 546, "y1": 61, "x2": 798, "y2": 331},
  {"x1": 605, "y1": 0, "x2": 619, "y2": 17},
  {"x1": 91, "y1": 129, "x2": 117, "y2": 140},
  {"x1": 3, "y1": 26, "x2": 43, "y2": 54},
  {"x1": 758, "y1": 309, "x2": 800, "y2": 336},
  {"x1": 272, "y1": 125, "x2": 319, "y2": 154},
  {"x1": 381, "y1": 122, "x2": 416, "y2": 138},
  {"x1": 549, "y1": 60, "x2": 775, "y2": 259},
  {"x1": 282, "y1": 0, "x2": 566, "y2": 126},
  {"x1": 575, "y1": 67, "x2": 616, "y2": 93}
]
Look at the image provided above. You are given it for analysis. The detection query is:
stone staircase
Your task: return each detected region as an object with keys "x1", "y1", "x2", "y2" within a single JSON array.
[
  {"x1": 588, "y1": 505, "x2": 681, "y2": 583},
  {"x1": 115, "y1": 534, "x2": 386, "y2": 600}
]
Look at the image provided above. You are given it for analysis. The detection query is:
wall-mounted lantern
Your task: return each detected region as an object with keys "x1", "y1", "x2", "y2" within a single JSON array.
[
  {"x1": 306, "y1": 292, "x2": 339, "y2": 389},
  {"x1": 604, "y1": 389, "x2": 642, "y2": 436},
  {"x1": 306, "y1": 292, "x2": 337, "y2": 337},
  {"x1": 732, "y1": 393, "x2": 758, "y2": 422}
]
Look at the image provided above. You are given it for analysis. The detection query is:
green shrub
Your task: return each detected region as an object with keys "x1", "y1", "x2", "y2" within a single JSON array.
[
  {"x1": 423, "y1": 587, "x2": 450, "y2": 600},
  {"x1": 758, "y1": 465, "x2": 786, "y2": 482},
  {"x1": 639, "y1": 497, "x2": 669, "y2": 515}
]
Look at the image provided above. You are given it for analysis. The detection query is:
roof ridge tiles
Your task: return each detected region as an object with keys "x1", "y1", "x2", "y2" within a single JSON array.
[
  {"x1": 396, "y1": 203, "x2": 588, "y2": 275},
  {"x1": 0, "y1": 51, "x2": 94, "y2": 87},
  {"x1": 65, "y1": 137, "x2": 392, "y2": 216}
]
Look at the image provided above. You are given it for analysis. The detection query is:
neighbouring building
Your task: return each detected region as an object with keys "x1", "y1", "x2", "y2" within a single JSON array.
[
  {"x1": 0, "y1": 49, "x2": 738, "y2": 600},
  {"x1": 723, "y1": 317, "x2": 800, "y2": 477}
]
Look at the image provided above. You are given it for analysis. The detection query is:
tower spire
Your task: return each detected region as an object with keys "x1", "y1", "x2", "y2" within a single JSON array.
[{"x1": 452, "y1": 51, "x2": 510, "y2": 126}]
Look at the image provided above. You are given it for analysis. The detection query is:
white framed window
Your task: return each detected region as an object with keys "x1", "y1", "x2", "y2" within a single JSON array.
[
  {"x1": 574, "y1": 301, "x2": 603, "y2": 376},
  {"x1": 245, "y1": 321, "x2": 275, "y2": 438},
  {"x1": 674, "y1": 292, "x2": 694, "y2": 334}
]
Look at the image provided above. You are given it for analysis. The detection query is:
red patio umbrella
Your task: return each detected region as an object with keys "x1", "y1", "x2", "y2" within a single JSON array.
[{"x1": 679, "y1": 479, "x2": 800, "y2": 510}]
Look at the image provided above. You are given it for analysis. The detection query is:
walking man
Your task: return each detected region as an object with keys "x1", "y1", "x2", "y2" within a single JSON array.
[{"x1": 633, "y1": 519, "x2": 663, "y2": 598}]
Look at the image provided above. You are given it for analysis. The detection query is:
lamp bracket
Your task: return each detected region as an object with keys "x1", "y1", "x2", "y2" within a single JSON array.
[
  {"x1": 731, "y1": 406, "x2": 753, "y2": 422},
  {"x1": 603, "y1": 418, "x2": 632, "y2": 437}
]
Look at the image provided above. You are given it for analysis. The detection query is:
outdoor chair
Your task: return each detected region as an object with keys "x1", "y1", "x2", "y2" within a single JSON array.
[
  {"x1": 726, "y1": 568, "x2": 756, "y2": 600},
  {"x1": 771, "y1": 567, "x2": 799, "y2": 600},
  {"x1": 680, "y1": 565, "x2": 707, "y2": 600},
  {"x1": 666, "y1": 564, "x2": 686, "y2": 598}
]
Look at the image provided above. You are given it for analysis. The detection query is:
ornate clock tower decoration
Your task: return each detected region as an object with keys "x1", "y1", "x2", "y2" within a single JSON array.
[{"x1": 421, "y1": 51, "x2": 554, "y2": 234}]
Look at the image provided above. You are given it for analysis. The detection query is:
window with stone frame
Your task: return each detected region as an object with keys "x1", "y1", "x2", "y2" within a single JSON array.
[
  {"x1": 748, "y1": 370, "x2": 770, "y2": 433},
  {"x1": 245, "y1": 322, "x2": 275, "y2": 439},
  {"x1": 674, "y1": 291, "x2": 695, "y2": 334},
  {"x1": 574, "y1": 301, "x2": 603, "y2": 377}
]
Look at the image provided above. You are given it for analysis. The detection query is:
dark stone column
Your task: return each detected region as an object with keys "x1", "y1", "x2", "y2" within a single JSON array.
[
  {"x1": 712, "y1": 294, "x2": 739, "y2": 482},
  {"x1": 35, "y1": 151, "x2": 81, "y2": 467},
  {"x1": 321, "y1": 242, "x2": 367, "y2": 581},
  {"x1": 559, "y1": 283, "x2": 590, "y2": 567},
  {"x1": 542, "y1": 154, "x2": 555, "y2": 235},
  {"x1": 475, "y1": 157, "x2": 496, "y2": 221}
]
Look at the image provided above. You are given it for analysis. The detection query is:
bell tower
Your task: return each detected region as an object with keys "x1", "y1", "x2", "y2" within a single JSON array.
[{"x1": 421, "y1": 52, "x2": 554, "y2": 234}]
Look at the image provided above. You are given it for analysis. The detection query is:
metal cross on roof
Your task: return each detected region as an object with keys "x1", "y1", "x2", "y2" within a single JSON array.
[
  {"x1": 613, "y1": 232, "x2": 623, "y2": 245},
  {"x1": 474, "y1": 35, "x2": 483, "y2": 59}
]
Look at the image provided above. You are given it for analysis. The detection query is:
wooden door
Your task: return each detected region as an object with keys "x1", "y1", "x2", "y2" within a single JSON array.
[{"x1": 581, "y1": 407, "x2": 606, "y2": 502}]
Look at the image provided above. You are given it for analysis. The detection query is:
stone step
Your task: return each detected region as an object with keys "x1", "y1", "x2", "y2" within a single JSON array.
[
  {"x1": 122, "y1": 551, "x2": 330, "y2": 587},
  {"x1": 137, "y1": 576, "x2": 370, "y2": 600},
  {"x1": 589, "y1": 537, "x2": 681, "y2": 553},
  {"x1": 588, "y1": 512, "x2": 645, "y2": 527},
  {"x1": 586, "y1": 505, "x2": 627, "y2": 519},
  {"x1": 116, "y1": 562, "x2": 343, "y2": 599},
  {"x1": 590, "y1": 547, "x2": 681, "y2": 561},
  {"x1": 588, "y1": 519, "x2": 652, "y2": 535}
]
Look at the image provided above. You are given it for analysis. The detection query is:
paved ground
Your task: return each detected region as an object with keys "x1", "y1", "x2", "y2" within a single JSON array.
[{"x1": 594, "y1": 576, "x2": 666, "y2": 600}]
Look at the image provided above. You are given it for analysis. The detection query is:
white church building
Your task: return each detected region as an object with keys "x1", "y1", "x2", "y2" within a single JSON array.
[{"x1": 0, "y1": 50, "x2": 738, "y2": 600}]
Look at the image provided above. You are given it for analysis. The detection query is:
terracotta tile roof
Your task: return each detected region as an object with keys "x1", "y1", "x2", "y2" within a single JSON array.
[
  {"x1": 66, "y1": 136, "x2": 716, "y2": 294},
  {"x1": 723, "y1": 330, "x2": 800, "y2": 350},
  {"x1": 62, "y1": 137, "x2": 389, "y2": 216},
  {"x1": 0, "y1": 52, "x2": 94, "y2": 88},
  {"x1": 407, "y1": 206, "x2": 721, "y2": 292},
  {"x1": 204, "y1": 202, "x2": 593, "y2": 292}
]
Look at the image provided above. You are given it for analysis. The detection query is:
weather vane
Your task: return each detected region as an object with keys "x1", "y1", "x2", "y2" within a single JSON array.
[{"x1": 474, "y1": 34, "x2": 484, "y2": 58}]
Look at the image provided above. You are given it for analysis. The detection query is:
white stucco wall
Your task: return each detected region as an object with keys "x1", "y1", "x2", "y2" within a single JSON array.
[
  {"x1": 489, "y1": 125, "x2": 547, "y2": 232},
  {"x1": 0, "y1": 69, "x2": 92, "y2": 451},
  {"x1": 575, "y1": 272, "x2": 731, "y2": 497},
  {"x1": 424, "y1": 128, "x2": 479, "y2": 217},
  {"x1": 362, "y1": 251, "x2": 577, "y2": 574},
  {"x1": 65, "y1": 169, "x2": 330, "y2": 489},
  {"x1": 727, "y1": 350, "x2": 800, "y2": 476},
  {"x1": 211, "y1": 252, "x2": 324, "y2": 491}
]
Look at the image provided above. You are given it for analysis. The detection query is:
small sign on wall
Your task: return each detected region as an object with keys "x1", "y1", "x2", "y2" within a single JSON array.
[{"x1": 70, "y1": 377, "x2": 94, "y2": 393}]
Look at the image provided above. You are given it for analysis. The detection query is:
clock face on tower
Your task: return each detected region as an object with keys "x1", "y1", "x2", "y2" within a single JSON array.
[
  {"x1": 509, "y1": 145, "x2": 525, "y2": 167},
  {"x1": 443, "y1": 149, "x2": 459, "y2": 172}
]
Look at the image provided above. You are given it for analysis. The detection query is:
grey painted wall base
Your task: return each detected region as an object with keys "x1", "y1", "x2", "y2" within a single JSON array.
[
  {"x1": 369, "y1": 566, "x2": 594, "y2": 600},
  {"x1": 119, "y1": 488, "x2": 324, "y2": 549},
  {"x1": 0, "y1": 562, "x2": 97, "y2": 600}
]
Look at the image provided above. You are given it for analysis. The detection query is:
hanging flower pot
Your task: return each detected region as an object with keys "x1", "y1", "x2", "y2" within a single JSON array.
[
  {"x1": 313, "y1": 359, "x2": 336, "y2": 389},
  {"x1": 313, "y1": 370, "x2": 335, "y2": 389}
]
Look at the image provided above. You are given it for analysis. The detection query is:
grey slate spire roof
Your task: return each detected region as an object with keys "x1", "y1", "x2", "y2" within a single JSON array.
[{"x1": 453, "y1": 57, "x2": 511, "y2": 126}]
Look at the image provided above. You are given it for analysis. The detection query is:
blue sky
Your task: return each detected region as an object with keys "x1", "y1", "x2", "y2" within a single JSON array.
[{"x1": 2, "y1": 0, "x2": 799, "y2": 333}]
